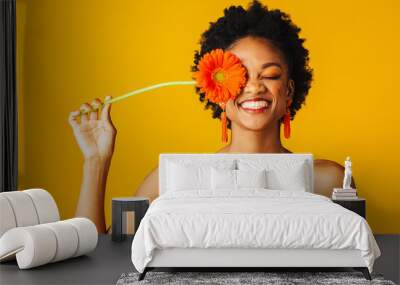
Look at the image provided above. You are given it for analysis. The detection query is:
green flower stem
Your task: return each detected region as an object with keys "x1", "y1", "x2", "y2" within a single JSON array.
[{"x1": 79, "y1": 80, "x2": 196, "y2": 115}]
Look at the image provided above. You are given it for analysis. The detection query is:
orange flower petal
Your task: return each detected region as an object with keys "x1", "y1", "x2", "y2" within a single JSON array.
[{"x1": 193, "y1": 48, "x2": 247, "y2": 105}]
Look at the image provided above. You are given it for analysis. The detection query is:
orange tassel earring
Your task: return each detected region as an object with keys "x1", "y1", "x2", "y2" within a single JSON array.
[
  {"x1": 219, "y1": 102, "x2": 228, "y2": 143},
  {"x1": 283, "y1": 99, "x2": 292, "y2": 139},
  {"x1": 283, "y1": 111, "x2": 291, "y2": 139}
]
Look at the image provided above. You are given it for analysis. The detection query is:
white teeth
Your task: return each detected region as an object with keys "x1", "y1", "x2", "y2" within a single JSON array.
[{"x1": 240, "y1": 101, "x2": 268, "y2": 109}]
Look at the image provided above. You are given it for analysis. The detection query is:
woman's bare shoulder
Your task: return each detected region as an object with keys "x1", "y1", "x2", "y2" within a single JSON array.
[
  {"x1": 135, "y1": 165, "x2": 159, "y2": 202},
  {"x1": 313, "y1": 159, "x2": 348, "y2": 197},
  {"x1": 314, "y1": 159, "x2": 344, "y2": 173}
]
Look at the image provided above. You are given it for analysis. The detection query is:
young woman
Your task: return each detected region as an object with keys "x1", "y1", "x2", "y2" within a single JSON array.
[{"x1": 68, "y1": 1, "x2": 353, "y2": 233}]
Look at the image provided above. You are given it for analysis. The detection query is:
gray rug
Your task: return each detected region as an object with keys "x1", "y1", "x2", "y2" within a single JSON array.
[{"x1": 116, "y1": 271, "x2": 396, "y2": 285}]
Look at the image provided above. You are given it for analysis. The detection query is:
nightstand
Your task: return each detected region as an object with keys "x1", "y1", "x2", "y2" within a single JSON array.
[
  {"x1": 332, "y1": 198, "x2": 366, "y2": 218},
  {"x1": 112, "y1": 197, "x2": 149, "y2": 241}
]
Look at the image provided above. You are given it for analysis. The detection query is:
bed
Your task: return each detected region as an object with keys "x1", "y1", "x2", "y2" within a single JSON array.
[{"x1": 131, "y1": 153, "x2": 381, "y2": 281}]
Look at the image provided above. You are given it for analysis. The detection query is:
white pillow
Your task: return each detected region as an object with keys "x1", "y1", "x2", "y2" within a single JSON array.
[
  {"x1": 211, "y1": 168, "x2": 268, "y2": 190},
  {"x1": 236, "y1": 169, "x2": 267, "y2": 188},
  {"x1": 166, "y1": 159, "x2": 236, "y2": 191},
  {"x1": 266, "y1": 166, "x2": 307, "y2": 191},
  {"x1": 238, "y1": 159, "x2": 308, "y2": 191},
  {"x1": 166, "y1": 162, "x2": 207, "y2": 191},
  {"x1": 211, "y1": 168, "x2": 236, "y2": 190}
]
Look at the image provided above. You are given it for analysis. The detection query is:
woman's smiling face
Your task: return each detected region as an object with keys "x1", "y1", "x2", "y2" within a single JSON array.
[{"x1": 225, "y1": 36, "x2": 294, "y2": 131}]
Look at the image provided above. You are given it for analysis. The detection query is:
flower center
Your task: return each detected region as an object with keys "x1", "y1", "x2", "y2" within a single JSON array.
[{"x1": 213, "y1": 71, "x2": 225, "y2": 82}]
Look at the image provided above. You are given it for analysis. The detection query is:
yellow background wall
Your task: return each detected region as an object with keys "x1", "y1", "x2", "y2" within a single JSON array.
[{"x1": 16, "y1": 0, "x2": 399, "y2": 233}]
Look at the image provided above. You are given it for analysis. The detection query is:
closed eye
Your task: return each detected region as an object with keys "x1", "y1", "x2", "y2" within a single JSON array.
[{"x1": 261, "y1": 75, "x2": 281, "y2": 80}]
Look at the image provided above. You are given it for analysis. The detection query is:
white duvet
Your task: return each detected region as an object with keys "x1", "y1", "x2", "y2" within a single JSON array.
[{"x1": 131, "y1": 189, "x2": 380, "y2": 273}]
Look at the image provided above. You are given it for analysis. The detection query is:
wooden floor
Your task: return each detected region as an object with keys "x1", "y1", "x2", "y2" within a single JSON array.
[
  {"x1": 374, "y1": 234, "x2": 400, "y2": 284},
  {"x1": 0, "y1": 234, "x2": 398, "y2": 284}
]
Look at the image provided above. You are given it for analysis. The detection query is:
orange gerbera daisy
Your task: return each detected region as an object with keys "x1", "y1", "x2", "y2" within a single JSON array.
[{"x1": 193, "y1": 48, "x2": 247, "y2": 143}]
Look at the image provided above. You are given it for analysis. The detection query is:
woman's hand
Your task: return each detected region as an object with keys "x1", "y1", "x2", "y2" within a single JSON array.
[{"x1": 68, "y1": 96, "x2": 117, "y2": 161}]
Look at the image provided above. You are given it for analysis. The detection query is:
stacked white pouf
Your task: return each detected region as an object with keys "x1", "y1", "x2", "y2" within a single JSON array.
[{"x1": 0, "y1": 189, "x2": 98, "y2": 269}]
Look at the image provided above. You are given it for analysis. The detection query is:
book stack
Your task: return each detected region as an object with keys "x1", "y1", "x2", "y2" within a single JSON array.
[{"x1": 332, "y1": 188, "x2": 358, "y2": 200}]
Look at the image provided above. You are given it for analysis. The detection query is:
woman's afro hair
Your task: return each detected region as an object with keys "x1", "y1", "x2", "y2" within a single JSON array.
[{"x1": 191, "y1": 0, "x2": 313, "y2": 129}]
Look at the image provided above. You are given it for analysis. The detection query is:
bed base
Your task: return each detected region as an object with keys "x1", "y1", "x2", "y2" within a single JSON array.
[
  {"x1": 138, "y1": 248, "x2": 372, "y2": 281},
  {"x1": 138, "y1": 267, "x2": 371, "y2": 281}
]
